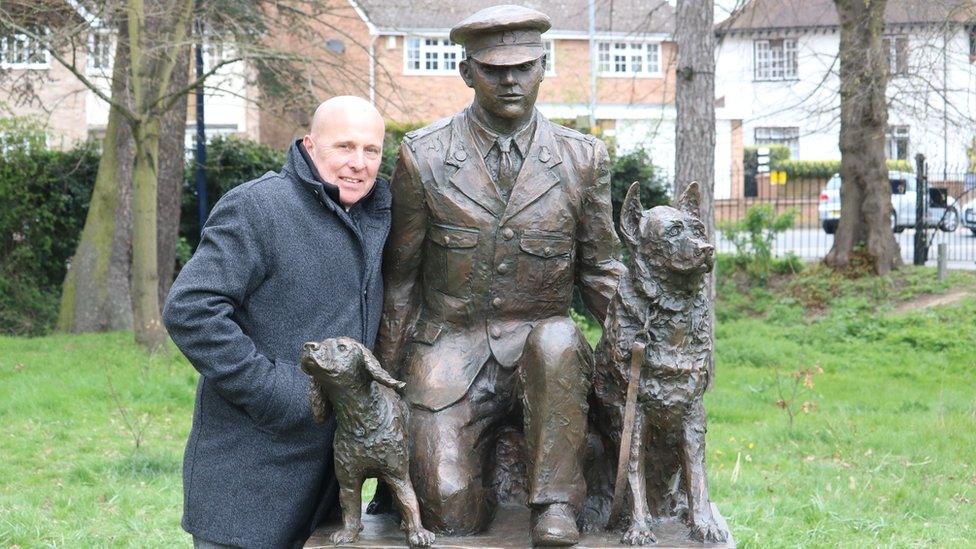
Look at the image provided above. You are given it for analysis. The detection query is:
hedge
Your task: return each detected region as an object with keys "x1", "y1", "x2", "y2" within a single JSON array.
[
  {"x1": 0, "y1": 142, "x2": 99, "y2": 335},
  {"x1": 2, "y1": 128, "x2": 665, "y2": 335}
]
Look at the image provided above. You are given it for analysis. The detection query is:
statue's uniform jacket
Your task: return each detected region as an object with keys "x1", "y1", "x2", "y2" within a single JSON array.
[
  {"x1": 377, "y1": 109, "x2": 623, "y2": 413},
  {"x1": 163, "y1": 142, "x2": 391, "y2": 548}
]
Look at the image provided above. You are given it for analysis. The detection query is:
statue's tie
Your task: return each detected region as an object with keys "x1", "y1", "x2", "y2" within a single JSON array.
[{"x1": 496, "y1": 137, "x2": 518, "y2": 202}]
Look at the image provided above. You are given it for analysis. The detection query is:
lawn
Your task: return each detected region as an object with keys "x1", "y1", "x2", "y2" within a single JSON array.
[{"x1": 1, "y1": 265, "x2": 974, "y2": 546}]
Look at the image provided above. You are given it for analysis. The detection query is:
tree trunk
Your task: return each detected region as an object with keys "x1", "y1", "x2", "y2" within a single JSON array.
[
  {"x1": 825, "y1": 0, "x2": 902, "y2": 274},
  {"x1": 157, "y1": 47, "x2": 189, "y2": 304},
  {"x1": 674, "y1": 0, "x2": 716, "y2": 384},
  {"x1": 57, "y1": 21, "x2": 134, "y2": 333},
  {"x1": 131, "y1": 119, "x2": 167, "y2": 348},
  {"x1": 674, "y1": 0, "x2": 716, "y2": 241}
]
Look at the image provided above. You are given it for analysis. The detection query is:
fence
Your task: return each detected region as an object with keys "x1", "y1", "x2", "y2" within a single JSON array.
[{"x1": 714, "y1": 157, "x2": 976, "y2": 265}]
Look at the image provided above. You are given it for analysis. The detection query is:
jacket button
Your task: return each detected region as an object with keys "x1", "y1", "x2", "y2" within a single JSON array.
[
  {"x1": 543, "y1": 246, "x2": 552, "y2": 256},
  {"x1": 492, "y1": 297, "x2": 502, "y2": 308},
  {"x1": 490, "y1": 326, "x2": 502, "y2": 338},
  {"x1": 501, "y1": 228, "x2": 515, "y2": 240},
  {"x1": 496, "y1": 263, "x2": 510, "y2": 274},
  {"x1": 443, "y1": 235, "x2": 452, "y2": 245}
]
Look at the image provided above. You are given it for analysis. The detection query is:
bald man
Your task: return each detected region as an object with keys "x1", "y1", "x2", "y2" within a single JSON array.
[{"x1": 164, "y1": 96, "x2": 391, "y2": 548}]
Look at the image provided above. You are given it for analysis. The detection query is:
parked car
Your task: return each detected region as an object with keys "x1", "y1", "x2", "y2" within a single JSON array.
[
  {"x1": 962, "y1": 199, "x2": 976, "y2": 236},
  {"x1": 818, "y1": 171, "x2": 958, "y2": 234}
]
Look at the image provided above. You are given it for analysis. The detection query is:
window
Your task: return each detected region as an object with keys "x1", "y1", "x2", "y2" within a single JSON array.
[
  {"x1": 0, "y1": 28, "x2": 49, "y2": 69},
  {"x1": 543, "y1": 40, "x2": 555, "y2": 76},
  {"x1": 883, "y1": 35, "x2": 908, "y2": 76},
  {"x1": 404, "y1": 38, "x2": 463, "y2": 74},
  {"x1": 87, "y1": 30, "x2": 114, "y2": 71},
  {"x1": 0, "y1": 131, "x2": 44, "y2": 157},
  {"x1": 755, "y1": 127, "x2": 799, "y2": 159},
  {"x1": 596, "y1": 41, "x2": 660, "y2": 76},
  {"x1": 753, "y1": 38, "x2": 797, "y2": 81},
  {"x1": 885, "y1": 126, "x2": 909, "y2": 160}
]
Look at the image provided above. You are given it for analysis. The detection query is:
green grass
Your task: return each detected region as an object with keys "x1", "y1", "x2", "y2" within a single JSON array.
[{"x1": 1, "y1": 266, "x2": 974, "y2": 546}]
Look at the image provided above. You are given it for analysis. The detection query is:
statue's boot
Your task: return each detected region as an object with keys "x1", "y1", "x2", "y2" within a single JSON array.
[{"x1": 531, "y1": 503, "x2": 579, "y2": 546}]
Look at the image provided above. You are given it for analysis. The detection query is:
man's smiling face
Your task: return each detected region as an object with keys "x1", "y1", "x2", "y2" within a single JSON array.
[{"x1": 303, "y1": 99, "x2": 385, "y2": 208}]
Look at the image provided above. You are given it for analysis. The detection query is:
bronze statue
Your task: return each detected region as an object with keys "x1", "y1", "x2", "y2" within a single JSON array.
[
  {"x1": 592, "y1": 183, "x2": 729, "y2": 544},
  {"x1": 300, "y1": 337, "x2": 435, "y2": 547},
  {"x1": 375, "y1": 4, "x2": 624, "y2": 545}
]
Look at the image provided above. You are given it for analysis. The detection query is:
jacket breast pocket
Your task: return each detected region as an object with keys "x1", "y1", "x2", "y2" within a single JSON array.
[
  {"x1": 517, "y1": 231, "x2": 574, "y2": 301},
  {"x1": 425, "y1": 223, "x2": 479, "y2": 298}
]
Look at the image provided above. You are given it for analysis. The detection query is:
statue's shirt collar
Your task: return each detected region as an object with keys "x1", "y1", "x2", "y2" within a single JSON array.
[{"x1": 466, "y1": 107, "x2": 536, "y2": 160}]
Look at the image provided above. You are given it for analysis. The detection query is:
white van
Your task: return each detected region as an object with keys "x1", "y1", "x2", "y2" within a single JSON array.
[{"x1": 818, "y1": 171, "x2": 958, "y2": 234}]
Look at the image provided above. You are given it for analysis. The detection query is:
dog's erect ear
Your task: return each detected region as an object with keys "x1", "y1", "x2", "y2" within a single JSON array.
[
  {"x1": 362, "y1": 345, "x2": 407, "y2": 394},
  {"x1": 620, "y1": 181, "x2": 644, "y2": 250},
  {"x1": 309, "y1": 377, "x2": 333, "y2": 424},
  {"x1": 677, "y1": 181, "x2": 702, "y2": 218}
]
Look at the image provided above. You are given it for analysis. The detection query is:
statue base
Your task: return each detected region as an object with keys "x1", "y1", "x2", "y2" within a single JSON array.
[{"x1": 307, "y1": 503, "x2": 734, "y2": 548}]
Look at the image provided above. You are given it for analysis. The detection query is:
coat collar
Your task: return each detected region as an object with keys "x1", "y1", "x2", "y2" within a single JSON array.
[
  {"x1": 445, "y1": 108, "x2": 562, "y2": 220},
  {"x1": 283, "y1": 139, "x2": 391, "y2": 215}
]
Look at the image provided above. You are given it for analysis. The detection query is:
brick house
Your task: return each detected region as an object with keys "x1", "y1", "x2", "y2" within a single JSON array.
[
  {"x1": 260, "y1": 0, "x2": 682, "y2": 177},
  {"x1": 0, "y1": 5, "x2": 261, "y2": 151}
]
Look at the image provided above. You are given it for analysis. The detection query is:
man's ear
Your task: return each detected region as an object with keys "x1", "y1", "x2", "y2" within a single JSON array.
[
  {"x1": 362, "y1": 345, "x2": 406, "y2": 393},
  {"x1": 459, "y1": 58, "x2": 475, "y2": 89},
  {"x1": 620, "y1": 181, "x2": 644, "y2": 251}
]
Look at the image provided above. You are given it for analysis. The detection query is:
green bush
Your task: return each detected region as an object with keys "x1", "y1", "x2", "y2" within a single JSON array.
[
  {"x1": 0, "y1": 137, "x2": 99, "y2": 335},
  {"x1": 771, "y1": 159, "x2": 914, "y2": 180},
  {"x1": 718, "y1": 203, "x2": 797, "y2": 286},
  {"x1": 609, "y1": 148, "x2": 669, "y2": 240},
  {"x1": 181, "y1": 136, "x2": 286, "y2": 249},
  {"x1": 380, "y1": 120, "x2": 425, "y2": 180}
]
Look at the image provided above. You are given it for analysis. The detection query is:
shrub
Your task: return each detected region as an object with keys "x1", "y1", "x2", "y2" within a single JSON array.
[
  {"x1": 0, "y1": 136, "x2": 99, "y2": 335},
  {"x1": 380, "y1": 120, "x2": 425, "y2": 180},
  {"x1": 718, "y1": 203, "x2": 797, "y2": 286},
  {"x1": 771, "y1": 159, "x2": 914, "y2": 180},
  {"x1": 609, "y1": 148, "x2": 669, "y2": 240},
  {"x1": 181, "y1": 136, "x2": 286, "y2": 249}
]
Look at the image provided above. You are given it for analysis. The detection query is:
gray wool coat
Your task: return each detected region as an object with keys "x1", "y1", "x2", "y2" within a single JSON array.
[{"x1": 163, "y1": 140, "x2": 391, "y2": 548}]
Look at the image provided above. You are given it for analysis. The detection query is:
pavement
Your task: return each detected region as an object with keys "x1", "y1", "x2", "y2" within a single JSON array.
[{"x1": 716, "y1": 227, "x2": 976, "y2": 270}]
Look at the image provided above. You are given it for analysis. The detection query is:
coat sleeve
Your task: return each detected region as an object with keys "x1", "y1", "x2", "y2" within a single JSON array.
[
  {"x1": 374, "y1": 142, "x2": 427, "y2": 376},
  {"x1": 162, "y1": 187, "x2": 308, "y2": 433},
  {"x1": 576, "y1": 139, "x2": 625, "y2": 325}
]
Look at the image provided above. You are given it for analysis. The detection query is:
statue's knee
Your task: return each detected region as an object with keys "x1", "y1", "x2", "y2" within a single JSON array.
[
  {"x1": 525, "y1": 317, "x2": 583, "y2": 358},
  {"x1": 415, "y1": 473, "x2": 491, "y2": 534}
]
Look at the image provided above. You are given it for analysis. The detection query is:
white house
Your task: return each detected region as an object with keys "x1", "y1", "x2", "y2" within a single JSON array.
[
  {"x1": 1, "y1": 4, "x2": 260, "y2": 151},
  {"x1": 714, "y1": 0, "x2": 976, "y2": 197}
]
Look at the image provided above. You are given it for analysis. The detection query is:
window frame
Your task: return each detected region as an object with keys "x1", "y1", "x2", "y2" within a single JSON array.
[
  {"x1": 885, "y1": 125, "x2": 910, "y2": 161},
  {"x1": 86, "y1": 29, "x2": 114, "y2": 73},
  {"x1": 882, "y1": 35, "x2": 908, "y2": 77},
  {"x1": 0, "y1": 28, "x2": 51, "y2": 70},
  {"x1": 752, "y1": 38, "x2": 798, "y2": 82},
  {"x1": 543, "y1": 40, "x2": 555, "y2": 76},
  {"x1": 402, "y1": 36, "x2": 555, "y2": 76},
  {"x1": 595, "y1": 40, "x2": 662, "y2": 78},
  {"x1": 754, "y1": 126, "x2": 800, "y2": 159},
  {"x1": 403, "y1": 37, "x2": 464, "y2": 75}
]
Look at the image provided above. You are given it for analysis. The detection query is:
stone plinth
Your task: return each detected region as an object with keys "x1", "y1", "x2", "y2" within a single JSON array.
[{"x1": 307, "y1": 503, "x2": 734, "y2": 548}]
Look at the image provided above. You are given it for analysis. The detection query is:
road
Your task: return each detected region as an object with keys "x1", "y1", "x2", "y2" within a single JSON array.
[{"x1": 716, "y1": 227, "x2": 976, "y2": 269}]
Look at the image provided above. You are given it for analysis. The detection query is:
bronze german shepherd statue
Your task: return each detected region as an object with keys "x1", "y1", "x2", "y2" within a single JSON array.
[{"x1": 593, "y1": 182, "x2": 728, "y2": 545}]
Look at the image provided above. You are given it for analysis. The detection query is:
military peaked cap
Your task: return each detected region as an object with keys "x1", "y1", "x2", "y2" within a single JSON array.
[{"x1": 450, "y1": 5, "x2": 552, "y2": 66}]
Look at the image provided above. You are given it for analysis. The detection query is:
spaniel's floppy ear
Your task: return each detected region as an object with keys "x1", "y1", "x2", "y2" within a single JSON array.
[
  {"x1": 309, "y1": 377, "x2": 333, "y2": 424},
  {"x1": 361, "y1": 344, "x2": 406, "y2": 393},
  {"x1": 620, "y1": 181, "x2": 644, "y2": 252}
]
